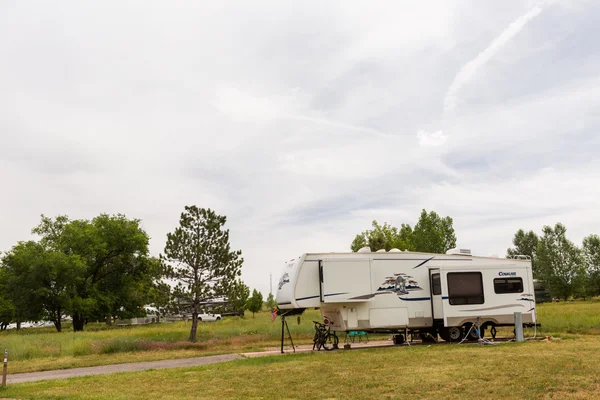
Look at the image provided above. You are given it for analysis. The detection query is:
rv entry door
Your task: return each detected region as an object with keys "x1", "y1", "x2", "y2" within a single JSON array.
[{"x1": 430, "y1": 269, "x2": 443, "y2": 323}]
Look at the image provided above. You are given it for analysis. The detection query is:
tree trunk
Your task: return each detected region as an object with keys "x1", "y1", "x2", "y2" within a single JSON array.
[
  {"x1": 73, "y1": 313, "x2": 86, "y2": 332},
  {"x1": 105, "y1": 316, "x2": 112, "y2": 326},
  {"x1": 189, "y1": 312, "x2": 198, "y2": 342},
  {"x1": 53, "y1": 308, "x2": 62, "y2": 332},
  {"x1": 189, "y1": 301, "x2": 199, "y2": 342},
  {"x1": 16, "y1": 321, "x2": 21, "y2": 330}
]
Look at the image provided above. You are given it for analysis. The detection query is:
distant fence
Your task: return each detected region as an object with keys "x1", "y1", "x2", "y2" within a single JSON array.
[
  {"x1": 116, "y1": 315, "x2": 161, "y2": 326},
  {"x1": 115, "y1": 314, "x2": 194, "y2": 326}
]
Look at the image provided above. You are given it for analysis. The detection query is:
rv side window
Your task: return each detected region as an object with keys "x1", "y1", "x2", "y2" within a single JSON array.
[
  {"x1": 431, "y1": 273, "x2": 441, "y2": 295},
  {"x1": 447, "y1": 272, "x2": 484, "y2": 305},
  {"x1": 494, "y1": 278, "x2": 523, "y2": 294}
]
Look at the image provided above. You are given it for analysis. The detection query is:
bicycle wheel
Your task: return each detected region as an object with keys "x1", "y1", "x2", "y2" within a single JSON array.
[
  {"x1": 323, "y1": 332, "x2": 339, "y2": 351},
  {"x1": 313, "y1": 329, "x2": 324, "y2": 350}
]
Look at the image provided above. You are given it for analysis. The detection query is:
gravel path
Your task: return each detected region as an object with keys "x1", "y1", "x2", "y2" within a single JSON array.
[
  {"x1": 6, "y1": 340, "x2": 395, "y2": 384},
  {"x1": 6, "y1": 354, "x2": 242, "y2": 384}
]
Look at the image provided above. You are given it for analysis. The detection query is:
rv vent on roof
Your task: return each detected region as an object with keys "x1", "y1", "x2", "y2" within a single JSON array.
[
  {"x1": 357, "y1": 246, "x2": 371, "y2": 253},
  {"x1": 389, "y1": 248, "x2": 401, "y2": 252},
  {"x1": 446, "y1": 248, "x2": 472, "y2": 256},
  {"x1": 376, "y1": 249, "x2": 386, "y2": 252}
]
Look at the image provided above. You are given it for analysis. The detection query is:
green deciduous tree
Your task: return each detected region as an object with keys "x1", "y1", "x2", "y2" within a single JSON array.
[
  {"x1": 536, "y1": 223, "x2": 585, "y2": 300},
  {"x1": 246, "y1": 289, "x2": 263, "y2": 318},
  {"x1": 412, "y1": 210, "x2": 456, "y2": 254},
  {"x1": 352, "y1": 210, "x2": 456, "y2": 254},
  {"x1": 265, "y1": 292, "x2": 276, "y2": 310},
  {"x1": 32, "y1": 214, "x2": 157, "y2": 331},
  {"x1": 162, "y1": 206, "x2": 243, "y2": 342},
  {"x1": 0, "y1": 243, "x2": 45, "y2": 330},
  {"x1": 2, "y1": 241, "x2": 85, "y2": 332},
  {"x1": 225, "y1": 278, "x2": 250, "y2": 316},
  {"x1": 92, "y1": 256, "x2": 162, "y2": 325},
  {"x1": 147, "y1": 280, "x2": 172, "y2": 319},
  {"x1": 350, "y1": 221, "x2": 414, "y2": 252},
  {"x1": 350, "y1": 234, "x2": 368, "y2": 252},
  {"x1": 0, "y1": 268, "x2": 15, "y2": 330},
  {"x1": 0, "y1": 297, "x2": 13, "y2": 330},
  {"x1": 506, "y1": 229, "x2": 539, "y2": 276},
  {"x1": 582, "y1": 234, "x2": 600, "y2": 297}
]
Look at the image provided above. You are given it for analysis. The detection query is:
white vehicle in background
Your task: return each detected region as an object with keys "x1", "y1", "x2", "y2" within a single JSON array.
[{"x1": 199, "y1": 310, "x2": 222, "y2": 321}]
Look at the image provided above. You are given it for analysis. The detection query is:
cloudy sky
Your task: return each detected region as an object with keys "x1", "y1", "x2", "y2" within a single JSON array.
[{"x1": 1, "y1": 0, "x2": 599, "y2": 296}]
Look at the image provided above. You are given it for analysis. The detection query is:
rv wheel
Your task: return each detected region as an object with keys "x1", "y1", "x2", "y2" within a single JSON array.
[
  {"x1": 442, "y1": 327, "x2": 462, "y2": 342},
  {"x1": 463, "y1": 323, "x2": 482, "y2": 341}
]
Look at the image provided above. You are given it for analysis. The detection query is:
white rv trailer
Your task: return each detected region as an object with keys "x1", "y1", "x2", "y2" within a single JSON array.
[{"x1": 276, "y1": 248, "x2": 536, "y2": 342}]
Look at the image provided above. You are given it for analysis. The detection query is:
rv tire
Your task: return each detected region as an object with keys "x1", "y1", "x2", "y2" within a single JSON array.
[
  {"x1": 441, "y1": 327, "x2": 462, "y2": 342},
  {"x1": 463, "y1": 323, "x2": 482, "y2": 341}
]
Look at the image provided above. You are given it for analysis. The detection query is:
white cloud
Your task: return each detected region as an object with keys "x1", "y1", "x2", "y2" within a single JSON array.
[
  {"x1": 417, "y1": 130, "x2": 448, "y2": 147},
  {"x1": 213, "y1": 87, "x2": 282, "y2": 122},
  {"x1": 1, "y1": 0, "x2": 599, "y2": 297}
]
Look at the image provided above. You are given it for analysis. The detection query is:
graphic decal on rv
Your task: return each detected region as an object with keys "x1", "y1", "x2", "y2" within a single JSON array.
[
  {"x1": 518, "y1": 293, "x2": 535, "y2": 302},
  {"x1": 278, "y1": 273, "x2": 290, "y2": 290},
  {"x1": 377, "y1": 273, "x2": 422, "y2": 295}
]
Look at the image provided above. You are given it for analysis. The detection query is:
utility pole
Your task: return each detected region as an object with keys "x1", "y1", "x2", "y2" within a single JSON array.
[{"x1": 270, "y1": 273, "x2": 272, "y2": 295}]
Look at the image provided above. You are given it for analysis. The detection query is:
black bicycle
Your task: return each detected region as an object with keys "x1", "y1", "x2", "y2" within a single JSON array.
[{"x1": 312, "y1": 321, "x2": 339, "y2": 351}]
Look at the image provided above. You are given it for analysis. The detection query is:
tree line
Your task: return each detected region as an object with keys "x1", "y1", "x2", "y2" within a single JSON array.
[
  {"x1": 350, "y1": 210, "x2": 600, "y2": 301},
  {"x1": 0, "y1": 206, "x2": 264, "y2": 342},
  {"x1": 506, "y1": 223, "x2": 600, "y2": 300},
  {"x1": 351, "y1": 209, "x2": 457, "y2": 254}
]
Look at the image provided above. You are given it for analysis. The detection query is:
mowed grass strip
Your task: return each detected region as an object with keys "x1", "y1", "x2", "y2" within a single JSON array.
[{"x1": 2, "y1": 336, "x2": 600, "y2": 400}]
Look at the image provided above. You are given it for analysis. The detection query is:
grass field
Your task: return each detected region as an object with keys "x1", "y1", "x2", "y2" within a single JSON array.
[
  {"x1": 0, "y1": 301, "x2": 599, "y2": 375},
  {"x1": 2, "y1": 335, "x2": 600, "y2": 399},
  {"x1": 535, "y1": 301, "x2": 600, "y2": 335},
  {"x1": 0, "y1": 310, "x2": 322, "y2": 374},
  {"x1": 0, "y1": 302, "x2": 598, "y2": 399}
]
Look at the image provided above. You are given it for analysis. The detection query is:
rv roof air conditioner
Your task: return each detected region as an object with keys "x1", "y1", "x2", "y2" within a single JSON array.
[
  {"x1": 376, "y1": 249, "x2": 386, "y2": 252},
  {"x1": 445, "y1": 248, "x2": 472, "y2": 256},
  {"x1": 389, "y1": 248, "x2": 401, "y2": 252},
  {"x1": 357, "y1": 246, "x2": 371, "y2": 253}
]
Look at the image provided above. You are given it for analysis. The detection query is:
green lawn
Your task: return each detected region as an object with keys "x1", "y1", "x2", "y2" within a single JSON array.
[
  {"x1": 0, "y1": 310, "x2": 323, "y2": 374},
  {"x1": 0, "y1": 301, "x2": 598, "y2": 376},
  {"x1": 2, "y1": 336, "x2": 600, "y2": 399}
]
